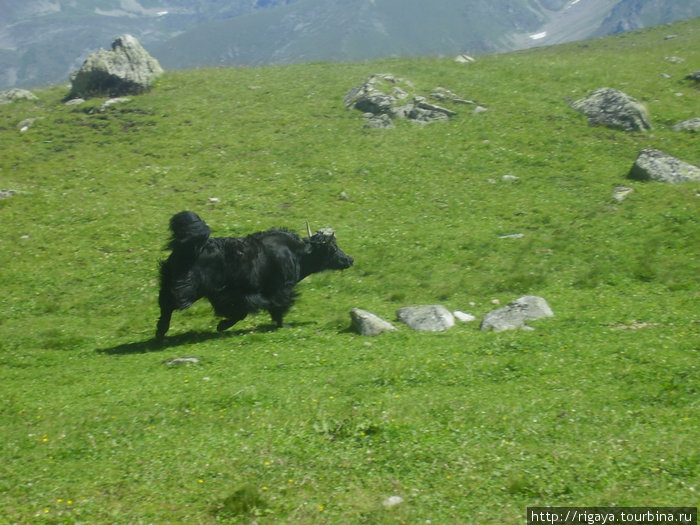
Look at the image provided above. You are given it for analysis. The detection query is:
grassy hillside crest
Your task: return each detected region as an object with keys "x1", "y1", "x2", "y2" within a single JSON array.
[{"x1": 1, "y1": 19, "x2": 698, "y2": 523}]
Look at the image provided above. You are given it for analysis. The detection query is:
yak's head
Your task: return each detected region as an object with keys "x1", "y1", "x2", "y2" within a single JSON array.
[{"x1": 304, "y1": 223, "x2": 354, "y2": 272}]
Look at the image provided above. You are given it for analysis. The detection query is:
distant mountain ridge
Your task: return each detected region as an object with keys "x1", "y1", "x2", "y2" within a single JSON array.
[{"x1": 1, "y1": 0, "x2": 698, "y2": 90}]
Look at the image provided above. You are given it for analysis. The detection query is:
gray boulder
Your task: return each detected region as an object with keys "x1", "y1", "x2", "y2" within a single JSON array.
[
  {"x1": 672, "y1": 118, "x2": 700, "y2": 132},
  {"x1": 350, "y1": 308, "x2": 397, "y2": 336},
  {"x1": 69, "y1": 34, "x2": 163, "y2": 99},
  {"x1": 480, "y1": 296, "x2": 553, "y2": 332},
  {"x1": 571, "y1": 88, "x2": 651, "y2": 131},
  {"x1": 397, "y1": 305, "x2": 455, "y2": 332},
  {"x1": 0, "y1": 89, "x2": 38, "y2": 104},
  {"x1": 628, "y1": 149, "x2": 700, "y2": 184}
]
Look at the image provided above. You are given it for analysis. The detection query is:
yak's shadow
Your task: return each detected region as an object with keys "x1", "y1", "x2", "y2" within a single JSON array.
[{"x1": 97, "y1": 322, "x2": 314, "y2": 355}]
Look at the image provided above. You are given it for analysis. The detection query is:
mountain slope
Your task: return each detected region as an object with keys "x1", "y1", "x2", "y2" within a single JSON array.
[
  {"x1": 594, "y1": 0, "x2": 700, "y2": 35},
  {"x1": 152, "y1": 0, "x2": 551, "y2": 69},
  {"x1": 1, "y1": 0, "x2": 698, "y2": 89},
  {"x1": 0, "y1": 0, "x2": 295, "y2": 89}
]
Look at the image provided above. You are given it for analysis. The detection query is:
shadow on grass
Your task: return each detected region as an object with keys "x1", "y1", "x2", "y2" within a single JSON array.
[
  {"x1": 97, "y1": 330, "x2": 229, "y2": 355},
  {"x1": 97, "y1": 322, "x2": 314, "y2": 355}
]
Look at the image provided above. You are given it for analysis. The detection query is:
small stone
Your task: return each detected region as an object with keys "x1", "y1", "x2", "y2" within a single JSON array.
[
  {"x1": 454, "y1": 311, "x2": 476, "y2": 322},
  {"x1": 100, "y1": 97, "x2": 131, "y2": 112},
  {"x1": 165, "y1": 357, "x2": 200, "y2": 365},
  {"x1": 0, "y1": 190, "x2": 18, "y2": 199},
  {"x1": 664, "y1": 56, "x2": 685, "y2": 64},
  {"x1": 382, "y1": 495, "x2": 404, "y2": 508},
  {"x1": 612, "y1": 186, "x2": 634, "y2": 202}
]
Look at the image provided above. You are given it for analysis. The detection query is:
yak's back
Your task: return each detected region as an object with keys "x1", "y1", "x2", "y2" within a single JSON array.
[{"x1": 218, "y1": 229, "x2": 306, "y2": 288}]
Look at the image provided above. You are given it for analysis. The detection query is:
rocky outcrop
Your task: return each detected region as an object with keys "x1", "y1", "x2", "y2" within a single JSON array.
[
  {"x1": 571, "y1": 87, "x2": 651, "y2": 131},
  {"x1": 69, "y1": 35, "x2": 163, "y2": 99},
  {"x1": 628, "y1": 149, "x2": 700, "y2": 183},
  {"x1": 344, "y1": 74, "x2": 474, "y2": 127}
]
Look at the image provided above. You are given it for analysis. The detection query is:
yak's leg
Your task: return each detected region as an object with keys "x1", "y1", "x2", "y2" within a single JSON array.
[
  {"x1": 269, "y1": 308, "x2": 285, "y2": 328},
  {"x1": 269, "y1": 288, "x2": 295, "y2": 328},
  {"x1": 155, "y1": 291, "x2": 175, "y2": 341},
  {"x1": 217, "y1": 310, "x2": 247, "y2": 332}
]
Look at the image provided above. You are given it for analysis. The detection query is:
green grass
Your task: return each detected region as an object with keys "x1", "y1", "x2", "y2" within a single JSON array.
[{"x1": 1, "y1": 19, "x2": 698, "y2": 524}]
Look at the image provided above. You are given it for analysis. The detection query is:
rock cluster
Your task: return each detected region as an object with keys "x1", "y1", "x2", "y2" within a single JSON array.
[
  {"x1": 350, "y1": 296, "x2": 553, "y2": 336},
  {"x1": 344, "y1": 74, "x2": 477, "y2": 128}
]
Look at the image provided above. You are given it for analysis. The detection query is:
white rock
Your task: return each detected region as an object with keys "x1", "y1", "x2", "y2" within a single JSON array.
[
  {"x1": 453, "y1": 311, "x2": 476, "y2": 322},
  {"x1": 165, "y1": 357, "x2": 200, "y2": 365},
  {"x1": 382, "y1": 495, "x2": 404, "y2": 508}
]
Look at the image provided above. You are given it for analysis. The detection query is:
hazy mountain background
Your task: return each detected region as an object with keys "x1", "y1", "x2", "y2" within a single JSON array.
[{"x1": 1, "y1": 0, "x2": 698, "y2": 90}]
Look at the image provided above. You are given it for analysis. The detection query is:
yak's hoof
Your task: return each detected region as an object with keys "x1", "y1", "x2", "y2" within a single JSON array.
[{"x1": 217, "y1": 320, "x2": 233, "y2": 332}]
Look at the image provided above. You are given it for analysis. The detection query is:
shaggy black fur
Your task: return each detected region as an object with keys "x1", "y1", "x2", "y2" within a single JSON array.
[{"x1": 155, "y1": 211, "x2": 354, "y2": 340}]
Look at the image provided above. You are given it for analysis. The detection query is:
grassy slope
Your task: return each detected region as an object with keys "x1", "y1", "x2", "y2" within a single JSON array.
[{"x1": 0, "y1": 18, "x2": 698, "y2": 524}]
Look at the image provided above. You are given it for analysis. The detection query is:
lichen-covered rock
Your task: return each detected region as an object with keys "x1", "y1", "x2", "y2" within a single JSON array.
[
  {"x1": 628, "y1": 149, "x2": 700, "y2": 184},
  {"x1": 571, "y1": 88, "x2": 651, "y2": 131},
  {"x1": 397, "y1": 305, "x2": 455, "y2": 332},
  {"x1": 69, "y1": 34, "x2": 163, "y2": 99},
  {"x1": 480, "y1": 296, "x2": 553, "y2": 332},
  {"x1": 350, "y1": 308, "x2": 397, "y2": 336},
  {"x1": 672, "y1": 118, "x2": 700, "y2": 132},
  {"x1": 0, "y1": 89, "x2": 38, "y2": 104}
]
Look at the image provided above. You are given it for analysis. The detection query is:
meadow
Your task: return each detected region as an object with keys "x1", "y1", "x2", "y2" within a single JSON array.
[{"x1": 0, "y1": 18, "x2": 698, "y2": 524}]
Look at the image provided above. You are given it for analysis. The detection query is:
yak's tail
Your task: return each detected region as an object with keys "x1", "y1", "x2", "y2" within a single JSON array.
[{"x1": 167, "y1": 211, "x2": 211, "y2": 254}]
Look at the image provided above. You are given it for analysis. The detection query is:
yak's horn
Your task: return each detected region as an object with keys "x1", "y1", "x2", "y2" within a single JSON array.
[{"x1": 306, "y1": 221, "x2": 313, "y2": 237}]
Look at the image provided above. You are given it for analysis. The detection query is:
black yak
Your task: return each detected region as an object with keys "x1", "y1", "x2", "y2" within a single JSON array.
[{"x1": 155, "y1": 211, "x2": 354, "y2": 340}]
